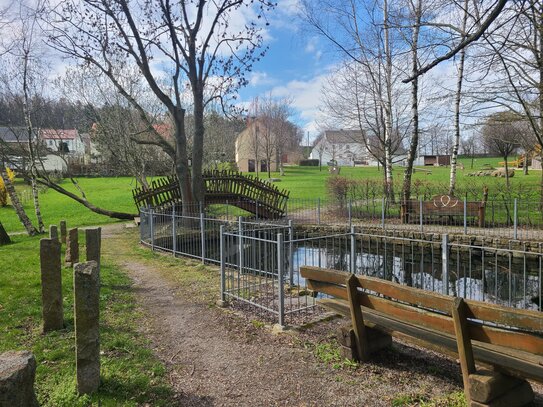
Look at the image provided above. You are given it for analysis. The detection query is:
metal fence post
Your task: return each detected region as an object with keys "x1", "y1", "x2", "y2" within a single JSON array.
[
  {"x1": 317, "y1": 198, "x2": 321, "y2": 225},
  {"x1": 348, "y1": 199, "x2": 352, "y2": 228},
  {"x1": 256, "y1": 202, "x2": 259, "y2": 220},
  {"x1": 220, "y1": 225, "x2": 226, "y2": 303},
  {"x1": 381, "y1": 197, "x2": 386, "y2": 229},
  {"x1": 172, "y1": 206, "x2": 177, "y2": 256},
  {"x1": 442, "y1": 234, "x2": 449, "y2": 295},
  {"x1": 514, "y1": 198, "x2": 518, "y2": 240},
  {"x1": 463, "y1": 199, "x2": 467, "y2": 235},
  {"x1": 226, "y1": 201, "x2": 229, "y2": 221},
  {"x1": 277, "y1": 233, "x2": 285, "y2": 327},
  {"x1": 150, "y1": 207, "x2": 155, "y2": 251},
  {"x1": 200, "y1": 211, "x2": 205, "y2": 263},
  {"x1": 350, "y1": 225, "x2": 356, "y2": 273},
  {"x1": 288, "y1": 220, "x2": 294, "y2": 286},
  {"x1": 238, "y1": 217, "x2": 244, "y2": 278},
  {"x1": 419, "y1": 198, "x2": 423, "y2": 232}
]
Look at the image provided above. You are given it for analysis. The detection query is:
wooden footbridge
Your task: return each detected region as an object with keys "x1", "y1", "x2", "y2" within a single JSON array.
[{"x1": 132, "y1": 170, "x2": 290, "y2": 219}]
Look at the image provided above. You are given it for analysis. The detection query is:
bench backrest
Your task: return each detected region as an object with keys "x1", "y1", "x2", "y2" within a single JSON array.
[
  {"x1": 403, "y1": 195, "x2": 485, "y2": 216},
  {"x1": 300, "y1": 266, "x2": 543, "y2": 356}
]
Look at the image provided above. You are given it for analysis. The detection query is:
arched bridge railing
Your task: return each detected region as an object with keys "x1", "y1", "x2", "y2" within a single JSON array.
[{"x1": 132, "y1": 170, "x2": 290, "y2": 219}]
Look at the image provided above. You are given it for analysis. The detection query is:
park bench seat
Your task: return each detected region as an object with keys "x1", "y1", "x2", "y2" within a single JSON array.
[{"x1": 300, "y1": 266, "x2": 543, "y2": 406}]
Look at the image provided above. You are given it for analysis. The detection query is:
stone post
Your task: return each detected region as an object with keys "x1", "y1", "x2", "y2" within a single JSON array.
[
  {"x1": 49, "y1": 225, "x2": 59, "y2": 241},
  {"x1": 74, "y1": 261, "x2": 100, "y2": 395},
  {"x1": 65, "y1": 228, "x2": 79, "y2": 266},
  {"x1": 0, "y1": 351, "x2": 39, "y2": 407},
  {"x1": 60, "y1": 220, "x2": 67, "y2": 244},
  {"x1": 40, "y1": 238, "x2": 63, "y2": 332},
  {"x1": 85, "y1": 228, "x2": 101, "y2": 270}
]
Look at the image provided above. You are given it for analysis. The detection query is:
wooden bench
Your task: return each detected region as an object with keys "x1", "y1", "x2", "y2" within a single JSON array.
[
  {"x1": 401, "y1": 190, "x2": 488, "y2": 227},
  {"x1": 300, "y1": 266, "x2": 543, "y2": 406}
]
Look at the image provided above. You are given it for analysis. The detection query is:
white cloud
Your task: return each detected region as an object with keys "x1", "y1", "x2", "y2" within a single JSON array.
[
  {"x1": 269, "y1": 70, "x2": 332, "y2": 136},
  {"x1": 248, "y1": 71, "x2": 276, "y2": 87}
]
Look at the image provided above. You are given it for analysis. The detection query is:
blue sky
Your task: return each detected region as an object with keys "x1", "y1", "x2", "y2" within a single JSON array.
[{"x1": 236, "y1": 4, "x2": 337, "y2": 142}]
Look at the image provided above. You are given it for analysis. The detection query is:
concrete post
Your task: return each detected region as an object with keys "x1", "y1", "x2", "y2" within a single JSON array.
[
  {"x1": 60, "y1": 220, "x2": 67, "y2": 244},
  {"x1": 40, "y1": 238, "x2": 63, "y2": 332},
  {"x1": 74, "y1": 261, "x2": 100, "y2": 395},
  {"x1": 65, "y1": 228, "x2": 79, "y2": 266},
  {"x1": 49, "y1": 225, "x2": 59, "y2": 242},
  {"x1": 85, "y1": 228, "x2": 101, "y2": 271}
]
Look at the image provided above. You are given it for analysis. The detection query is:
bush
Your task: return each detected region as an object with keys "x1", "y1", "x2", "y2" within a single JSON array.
[
  {"x1": 299, "y1": 159, "x2": 319, "y2": 166},
  {"x1": 326, "y1": 176, "x2": 352, "y2": 208},
  {"x1": 0, "y1": 168, "x2": 15, "y2": 207}
]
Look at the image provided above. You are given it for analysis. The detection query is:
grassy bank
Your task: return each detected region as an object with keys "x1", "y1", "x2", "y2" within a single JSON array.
[{"x1": 0, "y1": 230, "x2": 175, "y2": 406}]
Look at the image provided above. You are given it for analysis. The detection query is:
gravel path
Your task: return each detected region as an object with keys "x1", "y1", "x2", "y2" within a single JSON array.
[{"x1": 101, "y1": 223, "x2": 542, "y2": 407}]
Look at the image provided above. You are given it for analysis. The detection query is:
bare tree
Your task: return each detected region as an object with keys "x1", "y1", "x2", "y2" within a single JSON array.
[
  {"x1": 302, "y1": 0, "x2": 400, "y2": 199},
  {"x1": 482, "y1": 112, "x2": 520, "y2": 190},
  {"x1": 47, "y1": 0, "x2": 274, "y2": 211}
]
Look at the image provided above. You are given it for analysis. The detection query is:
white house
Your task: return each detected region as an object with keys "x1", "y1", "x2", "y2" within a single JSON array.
[
  {"x1": 40, "y1": 129, "x2": 86, "y2": 156},
  {"x1": 310, "y1": 130, "x2": 407, "y2": 167}
]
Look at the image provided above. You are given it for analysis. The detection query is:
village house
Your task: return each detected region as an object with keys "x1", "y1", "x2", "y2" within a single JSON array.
[
  {"x1": 310, "y1": 129, "x2": 407, "y2": 167},
  {"x1": 40, "y1": 129, "x2": 86, "y2": 156},
  {"x1": 235, "y1": 121, "x2": 303, "y2": 173}
]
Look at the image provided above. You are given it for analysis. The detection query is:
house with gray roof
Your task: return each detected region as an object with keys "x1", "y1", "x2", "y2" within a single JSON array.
[{"x1": 310, "y1": 129, "x2": 407, "y2": 167}]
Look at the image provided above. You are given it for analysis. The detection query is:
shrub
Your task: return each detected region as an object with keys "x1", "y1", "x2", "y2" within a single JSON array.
[
  {"x1": 299, "y1": 159, "x2": 319, "y2": 166},
  {"x1": 0, "y1": 168, "x2": 15, "y2": 207},
  {"x1": 326, "y1": 176, "x2": 352, "y2": 208}
]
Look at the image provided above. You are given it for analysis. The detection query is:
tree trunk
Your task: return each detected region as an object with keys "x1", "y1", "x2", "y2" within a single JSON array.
[
  {"x1": 523, "y1": 154, "x2": 529, "y2": 175},
  {"x1": 30, "y1": 177, "x2": 44, "y2": 233},
  {"x1": 192, "y1": 89, "x2": 205, "y2": 204},
  {"x1": 35, "y1": 177, "x2": 137, "y2": 219},
  {"x1": 383, "y1": 0, "x2": 394, "y2": 203},
  {"x1": 172, "y1": 106, "x2": 194, "y2": 215},
  {"x1": 1, "y1": 169, "x2": 38, "y2": 236},
  {"x1": 0, "y1": 222, "x2": 10, "y2": 245},
  {"x1": 401, "y1": 0, "x2": 422, "y2": 203},
  {"x1": 449, "y1": 0, "x2": 469, "y2": 196}
]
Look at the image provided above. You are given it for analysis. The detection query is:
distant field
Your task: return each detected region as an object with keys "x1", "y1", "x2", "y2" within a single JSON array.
[{"x1": 1, "y1": 156, "x2": 540, "y2": 233}]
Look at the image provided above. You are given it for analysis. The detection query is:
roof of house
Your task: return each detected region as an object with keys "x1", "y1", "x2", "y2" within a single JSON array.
[
  {"x1": 0, "y1": 127, "x2": 35, "y2": 142},
  {"x1": 324, "y1": 130, "x2": 363, "y2": 144},
  {"x1": 40, "y1": 129, "x2": 79, "y2": 140}
]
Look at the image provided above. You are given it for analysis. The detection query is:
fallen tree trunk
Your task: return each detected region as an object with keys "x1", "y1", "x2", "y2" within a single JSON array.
[{"x1": 35, "y1": 178, "x2": 137, "y2": 220}]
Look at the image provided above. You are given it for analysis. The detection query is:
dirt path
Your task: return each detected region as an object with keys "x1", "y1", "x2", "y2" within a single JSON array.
[{"x1": 100, "y1": 224, "x2": 540, "y2": 407}]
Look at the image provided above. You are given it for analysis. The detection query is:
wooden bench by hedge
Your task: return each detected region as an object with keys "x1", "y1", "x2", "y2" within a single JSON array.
[
  {"x1": 300, "y1": 266, "x2": 543, "y2": 406},
  {"x1": 401, "y1": 189, "x2": 488, "y2": 227}
]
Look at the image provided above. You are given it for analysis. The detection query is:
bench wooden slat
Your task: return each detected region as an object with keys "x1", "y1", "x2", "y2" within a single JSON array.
[
  {"x1": 307, "y1": 280, "x2": 543, "y2": 356},
  {"x1": 301, "y1": 266, "x2": 543, "y2": 333},
  {"x1": 319, "y1": 298, "x2": 543, "y2": 383}
]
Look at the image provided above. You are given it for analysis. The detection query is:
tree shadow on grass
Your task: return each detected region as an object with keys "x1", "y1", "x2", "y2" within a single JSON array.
[{"x1": 96, "y1": 375, "x2": 214, "y2": 406}]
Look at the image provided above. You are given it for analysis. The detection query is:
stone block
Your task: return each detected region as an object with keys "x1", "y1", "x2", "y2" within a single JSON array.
[
  {"x1": 85, "y1": 228, "x2": 101, "y2": 270},
  {"x1": 60, "y1": 220, "x2": 67, "y2": 244},
  {"x1": 40, "y1": 238, "x2": 63, "y2": 332},
  {"x1": 74, "y1": 261, "x2": 100, "y2": 394},
  {"x1": 65, "y1": 228, "x2": 79, "y2": 266},
  {"x1": 49, "y1": 225, "x2": 58, "y2": 241},
  {"x1": 0, "y1": 350, "x2": 38, "y2": 407}
]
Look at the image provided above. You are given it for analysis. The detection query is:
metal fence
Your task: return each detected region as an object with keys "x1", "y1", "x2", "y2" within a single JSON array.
[{"x1": 140, "y1": 207, "x2": 542, "y2": 325}]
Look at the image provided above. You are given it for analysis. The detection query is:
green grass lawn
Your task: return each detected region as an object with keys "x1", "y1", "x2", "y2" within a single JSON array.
[
  {"x1": 1, "y1": 156, "x2": 541, "y2": 233},
  {"x1": 0, "y1": 177, "x2": 138, "y2": 233},
  {"x1": 0, "y1": 231, "x2": 175, "y2": 406}
]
